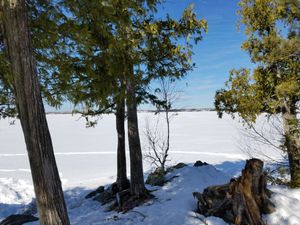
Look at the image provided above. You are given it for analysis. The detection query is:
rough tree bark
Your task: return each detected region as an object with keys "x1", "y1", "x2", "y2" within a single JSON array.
[
  {"x1": 116, "y1": 97, "x2": 130, "y2": 191},
  {"x1": 0, "y1": 1, "x2": 70, "y2": 224},
  {"x1": 283, "y1": 101, "x2": 300, "y2": 188},
  {"x1": 126, "y1": 75, "x2": 147, "y2": 198},
  {"x1": 193, "y1": 158, "x2": 275, "y2": 225}
]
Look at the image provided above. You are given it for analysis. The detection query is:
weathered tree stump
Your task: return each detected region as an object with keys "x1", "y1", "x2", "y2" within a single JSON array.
[{"x1": 193, "y1": 158, "x2": 275, "y2": 225}]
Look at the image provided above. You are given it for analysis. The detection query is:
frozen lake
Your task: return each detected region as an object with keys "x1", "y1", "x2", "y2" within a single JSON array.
[{"x1": 0, "y1": 111, "x2": 277, "y2": 187}]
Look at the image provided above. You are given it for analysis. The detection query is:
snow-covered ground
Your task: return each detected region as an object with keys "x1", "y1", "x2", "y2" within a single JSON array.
[{"x1": 0, "y1": 112, "x2": 299, "y2": 224}]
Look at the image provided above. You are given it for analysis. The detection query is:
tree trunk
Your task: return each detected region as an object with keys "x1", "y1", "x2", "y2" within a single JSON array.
[
  {"x1": 162, "y1": 108, "x2": 170, "y2": 171},
  {"x1": 116, "y1": 97, "x2": 129, "y2": 191},
  {"x1": 0, "y1": 1, "x2": 70, "y2": 224},
  {"x1": 282, "y1": 102, "x2": 300, "y2": 188},
  {"x1": 193, "y1": 159, "x2": 275, "y2": 225},
  {"x1": 126, "y1": 76, "x2": 146, "y2": 198}
]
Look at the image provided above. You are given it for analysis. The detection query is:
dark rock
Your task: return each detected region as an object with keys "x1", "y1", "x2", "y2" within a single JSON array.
[
  {"x1": 96, "y1": 186, "x2": 105, "y2": 193},
  {"x1": 193, "y1": 160, "x2": 208, "y2": 167},
  {"x1": 173, "y1": 162, "x2": 187, "y2": 169},
  {"x1": 0, "y1": 214, "x2": 38, "y2": 225},
  {"x1": 93, "y1": 190, "x2": 114, "y2": 205},
  {"x1": 166, "y1": 162, "x2": 187, "y2": 173},
  {"x1": 85, "y1": 185, "x2": 105, "y2": 199},
  {"x1": 146, "y1": 167, "x2": 166, "y2": 186}
]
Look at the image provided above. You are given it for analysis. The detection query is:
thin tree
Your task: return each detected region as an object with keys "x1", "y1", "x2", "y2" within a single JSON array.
[
  {"x1": 0, "y1": 0, "x2": 70, "y2": 224},
  {"x1": 145, "y1": 77, "x2": 180, "y2": 171}
]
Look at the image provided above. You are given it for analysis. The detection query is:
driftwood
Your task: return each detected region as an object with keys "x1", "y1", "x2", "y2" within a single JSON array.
[
  {"x1": 193, "y1": 158, "x2": 275, "y2": 225},
  {"x1": 0, "y1": 214, "x2": 38, "y2": 225}
]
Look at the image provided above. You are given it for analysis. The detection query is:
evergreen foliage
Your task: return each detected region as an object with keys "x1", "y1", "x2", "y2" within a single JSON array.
[{"x1": 215, "y1": 0, "x2": 300, "y2": 187}]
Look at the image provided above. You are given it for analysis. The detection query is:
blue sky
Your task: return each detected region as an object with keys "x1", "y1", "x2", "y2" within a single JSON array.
[
  {"x1": 46, "y1": 0, "x2": 254, "y2": 112},
  {"x1": 152, "y1": 0, "x2": 254, "y2": 109}
]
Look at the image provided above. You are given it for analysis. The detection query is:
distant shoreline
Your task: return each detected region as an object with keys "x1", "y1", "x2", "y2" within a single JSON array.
[{"x1": 46, "y1": 108, "x2": 216, "y2": 114}]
